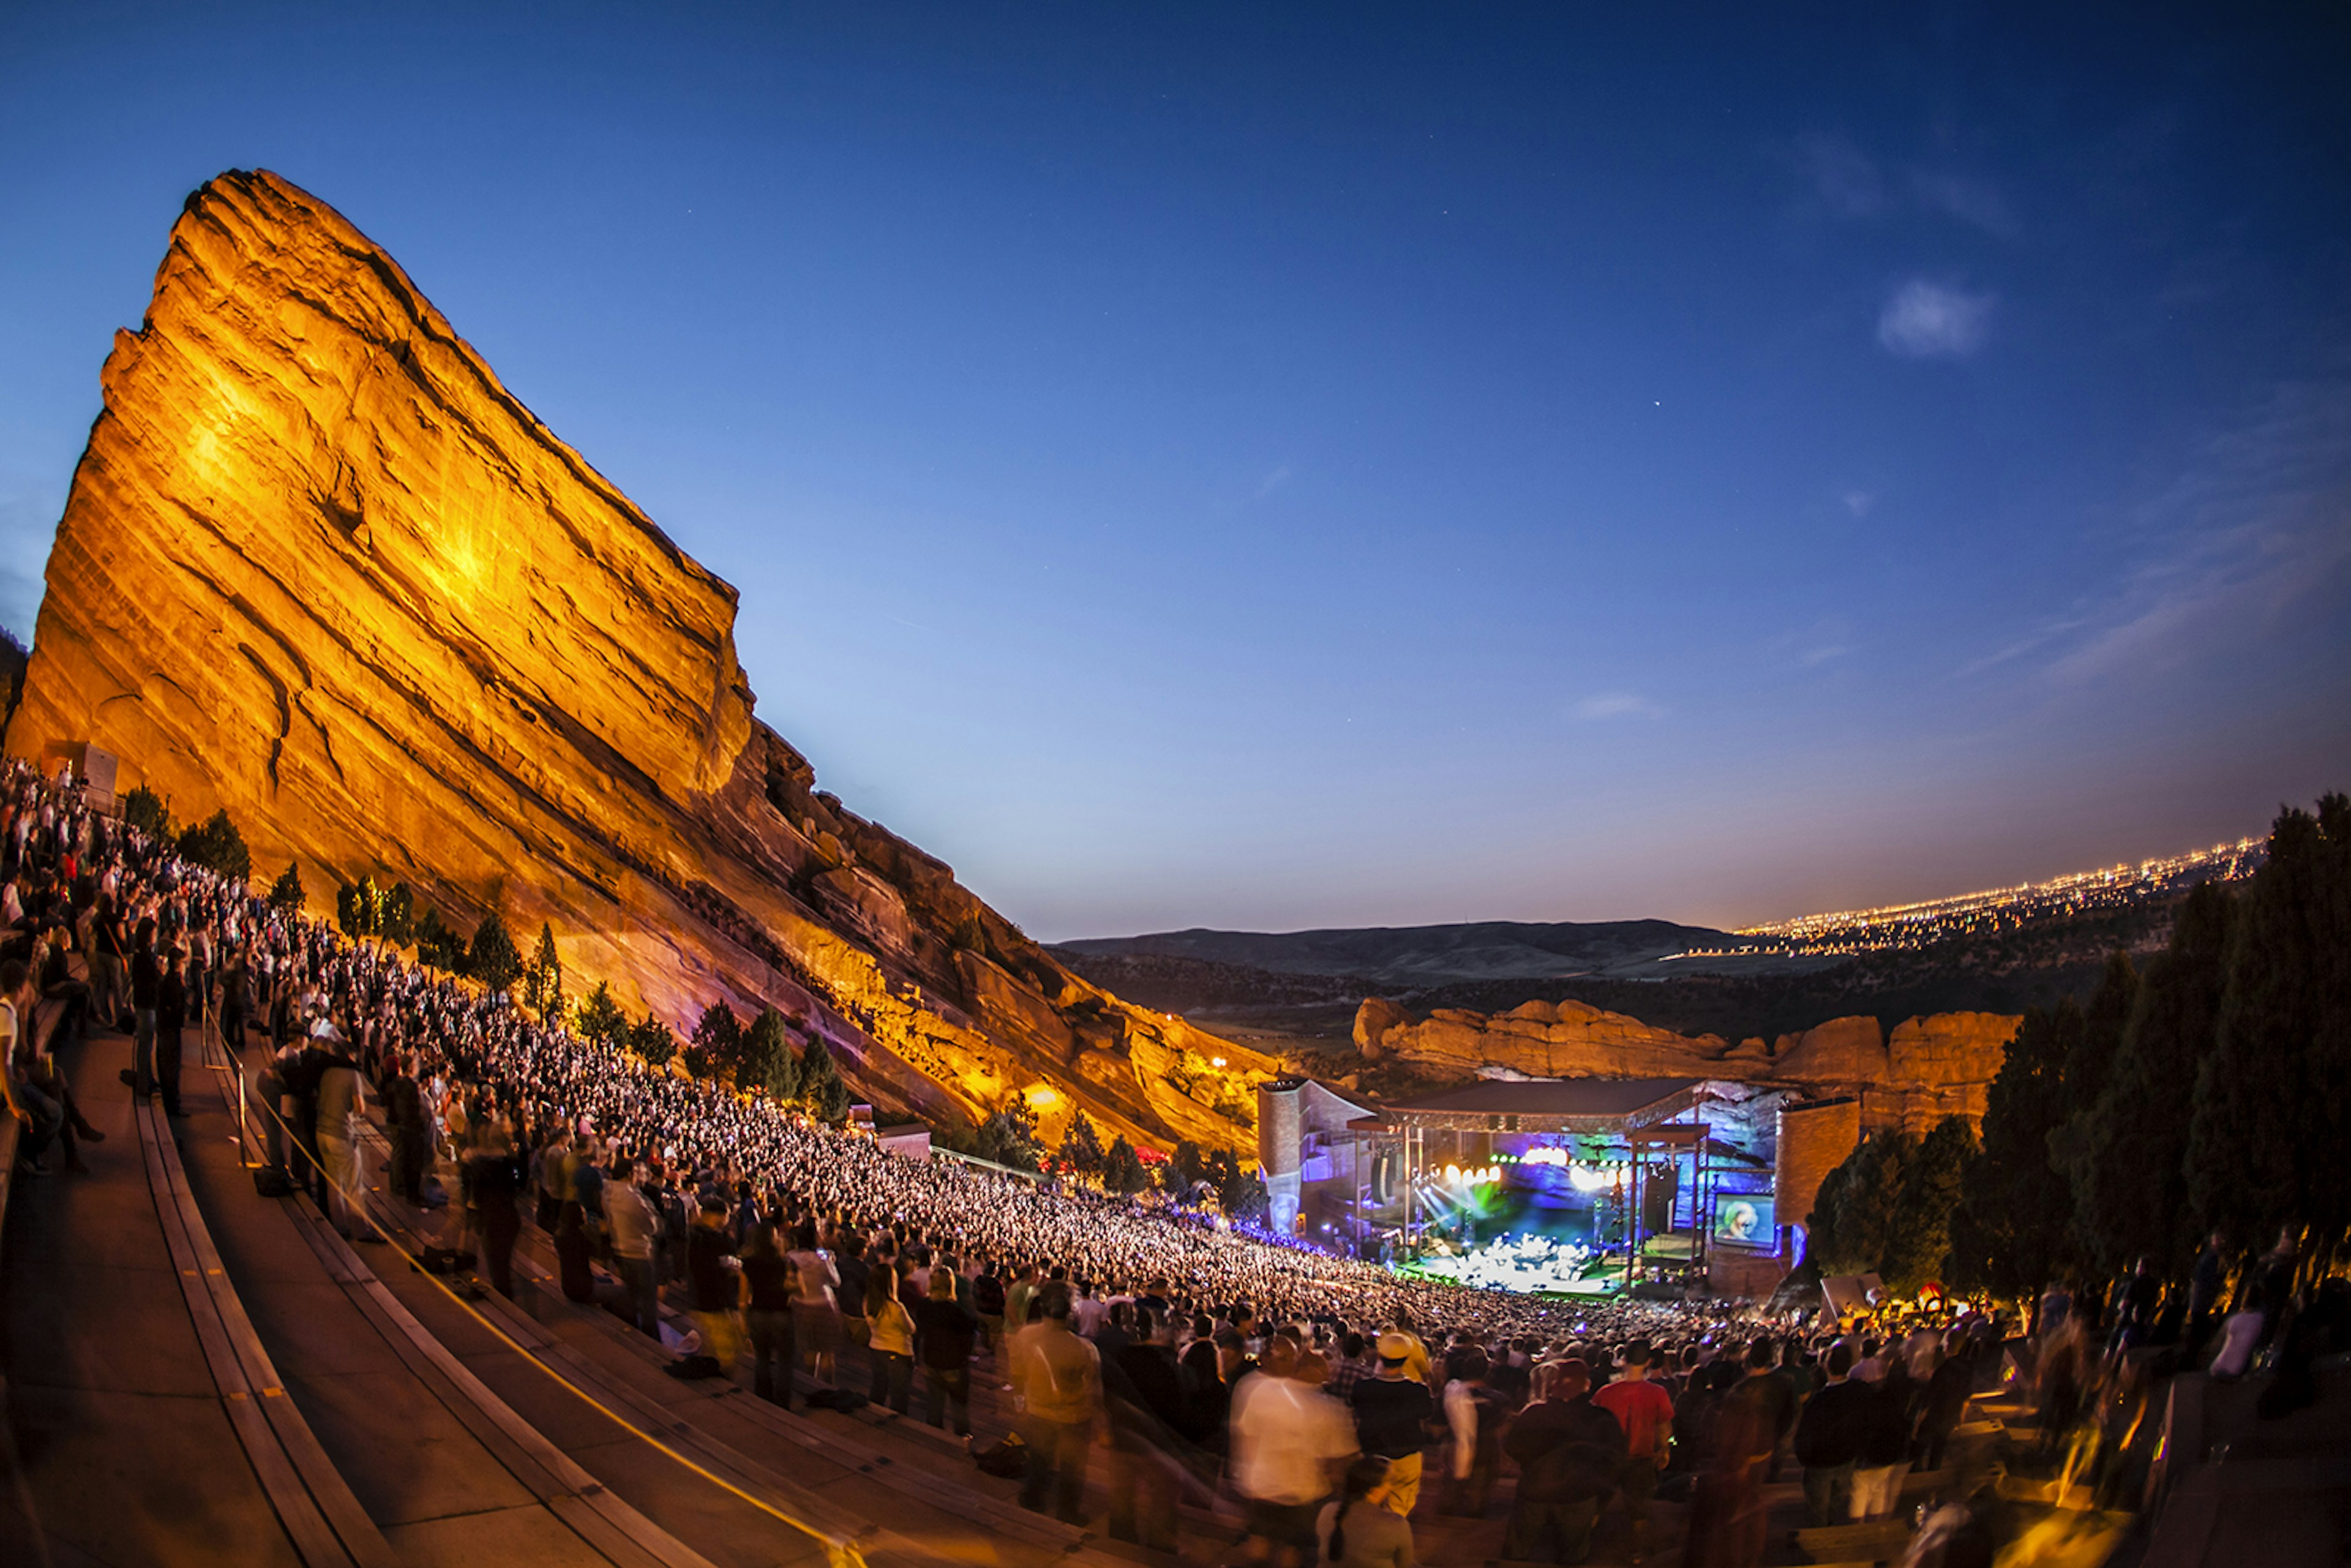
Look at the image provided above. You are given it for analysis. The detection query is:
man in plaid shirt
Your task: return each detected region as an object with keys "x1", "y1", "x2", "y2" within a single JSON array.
[{"x1": 1325, "y1": 1329, "x2": 1374, "y2": 1404}]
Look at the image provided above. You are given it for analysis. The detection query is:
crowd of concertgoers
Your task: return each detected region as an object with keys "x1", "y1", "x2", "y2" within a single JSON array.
[{"x1": 2, "y1": 756, "x2": 2334, "y2": 1567}]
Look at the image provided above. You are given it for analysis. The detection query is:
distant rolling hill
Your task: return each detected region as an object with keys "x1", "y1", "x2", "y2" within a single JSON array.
[
  {"x1": 1052, "y1": 877, "x2": 2244, "y2": 1049},
  {"x1": 1056, "y1": 918, "x2": 1738, "y2": 988}
]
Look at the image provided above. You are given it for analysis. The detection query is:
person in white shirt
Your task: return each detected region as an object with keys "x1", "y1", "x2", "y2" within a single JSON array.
[
  {"x1": 1071, "y1": 1280, "x2": 1109, "y2": 1339},
  {"x1": 1231, "y1": 1338, "x2": 1360, "y2": 1568}
]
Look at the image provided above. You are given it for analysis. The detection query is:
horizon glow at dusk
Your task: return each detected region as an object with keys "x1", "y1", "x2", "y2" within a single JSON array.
[{"x1": 2, "y1": 4, "x2": 2346, "y2": 941}]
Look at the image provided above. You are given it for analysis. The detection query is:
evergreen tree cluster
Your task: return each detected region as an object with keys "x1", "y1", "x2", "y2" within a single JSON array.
[
  {"x1": 122, "y1": 784, "x2": 173, "y2": 839},
  {"x1": 1806, "y1": 1115, "x2": 1978, "y2": 1292},
  {"x1": 335, "y1": 876, "x2": 415, "y2": 950},
  {"x1": 119, "y1": 790, "x2": 252, "y2": 883},
  {"x1": 1915, "y1": 793, "x2": 2350, "y2": 1297},
  {"x1": 651, "y1": 991, "x2": 853, "y2": 1121},
  {"x1": 975, "y1": 1097, "x2": 1046, "y2": 1171},
  {"x1": 175, "y1": 809, "x2": 251, "y2": 882}
]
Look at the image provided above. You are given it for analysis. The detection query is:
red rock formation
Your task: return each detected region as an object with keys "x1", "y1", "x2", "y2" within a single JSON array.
[
  {"x1": 7, "y1": 170, "x2": 1273, "y2": 1152},
  {"x1": 1355, "y1": 996, "x2": 2016, "y2": 1128}
]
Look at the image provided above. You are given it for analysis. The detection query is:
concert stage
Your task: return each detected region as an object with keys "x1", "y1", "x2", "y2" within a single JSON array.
[
  {"x1": 1391, "y1": 1228, "x2": 1710, "y2": 1298},
  {"x1": 1333, "y1": 1077, "x2": 1777, "y2": 1289}
]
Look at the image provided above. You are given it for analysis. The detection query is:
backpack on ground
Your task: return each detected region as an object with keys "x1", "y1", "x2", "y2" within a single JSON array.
[{"x1": 973, "y1": 1431, "x2": 1026, "y2": 1477}]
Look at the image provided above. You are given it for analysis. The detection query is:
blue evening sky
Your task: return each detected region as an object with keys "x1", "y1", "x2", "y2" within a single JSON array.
[{"x1": 2, "y1": 4, "x2": 2346, "y2": 938}]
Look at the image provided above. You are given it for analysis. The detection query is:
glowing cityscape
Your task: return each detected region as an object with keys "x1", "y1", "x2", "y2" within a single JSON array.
[{"x1": 1710, "y1": 836, "x2": 2267, "y2": 956}]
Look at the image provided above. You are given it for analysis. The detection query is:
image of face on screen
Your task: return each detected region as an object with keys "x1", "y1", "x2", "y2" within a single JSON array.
[{"x1": 1714, "y1": 1196, "x2": 1773, "y2": 1245}]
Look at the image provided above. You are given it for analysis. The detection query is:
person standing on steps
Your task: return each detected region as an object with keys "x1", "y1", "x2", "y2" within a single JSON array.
[
  {"x1": 122, "y1": 918, "x2": 159, "y2": 1098},
  {"x1": 469, "y1": 1121, "x2": 524, "y2": 1300},
  {"x1": 88, "y1": 892, "x2": 126, "y2": 1029},
  {"x1": 677, "y1": 1197, "x2": 745, "y2": 1381},
  {"x1": 833, "y1": 1231, "x2": 871, "y2": 1397},
  {"x1": 1592, "y1": 1340, "x2": 1675, "y2": 1562},
  {"x1": 1349, "y1": 1331, "x2": 1436, "y2": 1517},
  {"x1": 1791, "y1": 1341, "x2": 1867, "y2": 1528},
  {"x1": 917, "y1": 1263, "x2": 978, "y2": 1435},
  {"x1": 315, "y1": 1027, "x2": 373, "y2": 1241},
  {"x1": 1011, "y1": 1281, "x2": 1103, "y2": 1525},
  {"x1": 153, "y1": 948, "x2": 187, "y2": 1120},
  {"x1": 1103, "y1": 1305, "x2": 1188, "y2": 1553},
  {"x1": 604, "y1": 1155, "x2": 662, "y2": 1338},
  {"x1": 1501, "y1": 1358, "x2": 1625, "y2": 1567},
  {"x1": 863, "y1": 1264, "x2": 915, "y2": 1415},
  {"x1": 216, "y1": 937, "x2": 249, "y2": 1053},
  {"x1": 1232, "y1": 1340, "x2": 1360, "y2": 1568},
  {"x1": 1317, "y1": 1455, "x2": 1417, "y2": 1568},
  {"x1": 2, "y1": 958, "x2": 68, "y2": 1176},
  {"x1": 742, "y1": 1221, "x2": 801, "y2": 1404},
  {"x1": 973, "y1": 1256, "x2": 1008, "y2": 1368}
]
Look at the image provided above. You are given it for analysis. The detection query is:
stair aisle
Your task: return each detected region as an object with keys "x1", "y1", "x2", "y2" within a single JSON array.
[
  {"x1": 173, "y1": 1027, "x2": 720, "y2": 1567},
  {"x1": 207, "y1": 1038, "x2": 1099, "y2": 1568},
  {"x1": 340, "y1": 1136, "x2": 1127, "y2": 1568},
  {"x1": 1, "y1": 1026, "x2": 320, "y2": 1566},
  {"x1": 350, "y1": 1115, "x2": 1548, "y2": 1568}
]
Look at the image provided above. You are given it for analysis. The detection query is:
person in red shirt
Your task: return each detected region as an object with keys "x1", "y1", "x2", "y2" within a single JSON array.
[{"x1": 1591, "y1": 1339, "x2": 1676, "y2": 1563}]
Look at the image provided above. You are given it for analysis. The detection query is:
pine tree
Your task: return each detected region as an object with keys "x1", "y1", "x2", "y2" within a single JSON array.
[
  {"x1": 1057, "y1": 1112, "x2": 1108, "y2": 1179},
  {"x1": 413, "y1": 907, "x2": 471, "y2": 973},
  {"x1": 1809, "y1": 1129, "x2": 1914, "y2": 1277},
  {"x1": 1954, "y1": 1002, "x2": 2080, "y2": 1296},
  {"x1": 1882, "y1": 1116, "x2": 1976, "y2": 1292},
  {"x1": 379, "y1": 882, "x2": 416, "y2": 950},
  {"x1": 629, "y1": 1012, "x2": 678, "y2": 1067},
  {"x1": 2189, "y1": 795, "x2": 2351, "y2": 1266},
  {"x1": 811, "y1": 1068, "x2": 852, "y2": 1123},
  {"x1": 1102, "y1": 1136, "x2": 1150, "y2": 1196},
  {"x1": 336, "y1": 877, "x2": 382, "y2": 946},
  {"x1": 468, "y1": 912, "x2": 523, "y2": 992},
  {"x1": 1164, "y1": 1139, "x2": 1207, "y2": 1199},
  {"x1": 690, "y1": 1000, "x2": 743, "y2": 1080},
  {"x1": 2075, "y1": 882, "x2": 2232, "y2": 1274},
  {"x1": 122, "y1": 784, "x2": 174, "y2": 840},
  {"x1": 522, "y1": 924, "x2": 565, "y2": 1021},
  {"x1": 739, "y1": 1006, "x2": 798, "y2": 1100},
  {"x1": 175, "y1": 809, "x2": 251, "y2": 881},
  {"x1": 975, "y1": 1097, "x2": 1044, "y2": 1171},
  {"x1": 268, "y1": 861, "x2": 307, "y2": 914},
  {"x1": 2068, "y1": 952, "x2": 2139, "y2": 1121},
  {"x1": 798, "y1": 1037, "x2": 849, "y2": 1120},
  {"x1": 575, "y1": 981, "x2": 628, "y2": 1051}
]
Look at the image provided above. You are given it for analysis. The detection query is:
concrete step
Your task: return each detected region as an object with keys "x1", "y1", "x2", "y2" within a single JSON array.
[
  {"x1": 1, "y1": 1027, "x2": 334, "y2": 1566},
  {"x1": 182, "y1": 1028, "x2": 732, "y2": 1567}
]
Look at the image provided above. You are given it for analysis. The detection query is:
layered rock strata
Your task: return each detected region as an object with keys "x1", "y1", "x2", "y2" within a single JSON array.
[
  {"x1": 9, "y1": 170, "x2": 1273, "y2": 1152},
  {"x1": 1355, "y1": 996, "x2": 2017, "y2": 1129}
]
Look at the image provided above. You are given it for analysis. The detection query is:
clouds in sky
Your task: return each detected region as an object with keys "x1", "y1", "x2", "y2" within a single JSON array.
[
  {"x1": 1878, "y1": 280, "x2": 1995, "y2": 358},
  {"x1": 1790, "y1": 134, "x2": 2016, "y2": 237},
  {"x1": 1793, "y1": 133, "x2": 1884, "y2": 216},
  {"x1": 1964, "y1": 377, "x2": 2351, "y2": 689},
  {"x1": 1572, "y1": 692, "x2": 1660, "y2": 721},
  {"x1": 1910, "y1": 170, "x2": 2018, "y2": 238}
]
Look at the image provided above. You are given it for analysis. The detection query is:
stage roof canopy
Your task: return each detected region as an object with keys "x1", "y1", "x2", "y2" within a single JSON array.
[{"x1": 1352, "y1": 1076, "x2": 1703, "y2": 1134}]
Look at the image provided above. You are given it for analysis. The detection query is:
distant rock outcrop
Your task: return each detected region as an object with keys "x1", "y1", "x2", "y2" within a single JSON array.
[
  {"x1": 1354, "y1": 997, "x2": 2017, "y2": 1127},
  {"x1": 7, "y1": 170, "x2": 1272, "y2": 1152}
]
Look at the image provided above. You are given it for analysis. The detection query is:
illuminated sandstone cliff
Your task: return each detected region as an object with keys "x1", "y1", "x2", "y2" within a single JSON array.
[
  {"x1": 1355, "y1": 996, "x2": 2019, "y2": 1129},
  {"x1": 9, "y1": 169, "x2": 1273, "y2": 1152}
]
